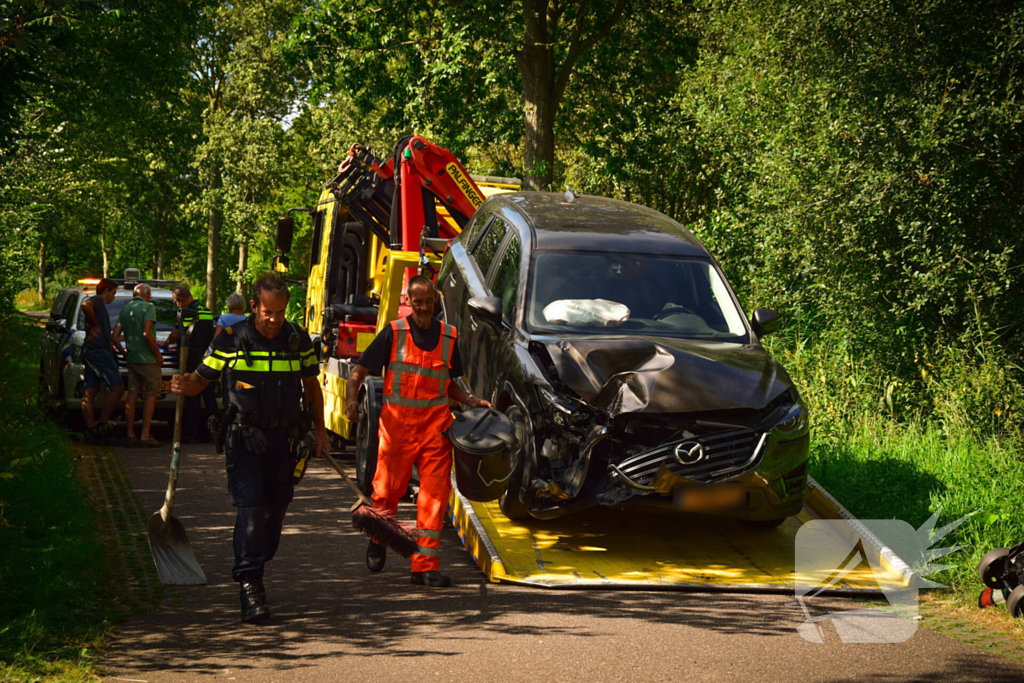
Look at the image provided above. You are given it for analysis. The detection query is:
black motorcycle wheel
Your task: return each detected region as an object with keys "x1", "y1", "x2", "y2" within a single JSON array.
[
  {"x1": 498, "y1": 406, "x2": 531, "y2": 520},
  {"x1": 978, "y1": 548, "x2": 1010, "y2": 589}
]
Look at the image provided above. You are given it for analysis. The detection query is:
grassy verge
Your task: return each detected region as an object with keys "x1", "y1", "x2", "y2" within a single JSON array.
[
  {"x1": 810, "y1": 417, "x2": 1024, "y2": 601},
  {"x1": 14, "y1": 291, "x2": 52, "y2": 312},
  {"x1": 0, "y1": 314, "x2": 127, "y2": 682}
]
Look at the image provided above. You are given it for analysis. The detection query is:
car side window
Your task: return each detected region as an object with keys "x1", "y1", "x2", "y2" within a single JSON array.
[
  {"x1": 50, "y1": 290, "x2": 69, "y2": 318},
  {"x1": 489, "y1": 233, "x2": 521, "y2": 323},
  {"x1": 62, "y1": 294, "x2": 79, "y2": 329},
  {"x1": 461, "y1": 212, "x2": 492, "y2": 251},
  {"x1": 472, "y1": 218, "x2": 508, "y2": 278}
]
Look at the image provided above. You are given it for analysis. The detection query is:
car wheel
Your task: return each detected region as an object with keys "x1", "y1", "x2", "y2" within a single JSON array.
[
  {"x1": 499, "y1": 405, "x2": 531, "y2": 520},
  {"x1": 978, "y1": 548, "x2": 1010, "y2": 589},
  {"x1": 355, "y1": 377, "x2": 383, "y2": 497}
]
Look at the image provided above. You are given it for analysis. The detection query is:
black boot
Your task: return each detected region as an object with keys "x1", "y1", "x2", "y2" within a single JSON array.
[
  {"x1": 411, "y1": 571, "x2": 452, "y2": 587},
  {"x1": 366, "y1": 541, "x2": 386, "y2": 573},
  {"x1": 256, "y1": 576, "x2": 267, "y2": 605},
  {"x1": 239, "y1": 577, "x2": 270, "y2": 623}
]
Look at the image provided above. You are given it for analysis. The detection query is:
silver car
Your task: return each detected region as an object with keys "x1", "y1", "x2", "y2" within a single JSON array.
[{"x1": 38, "y1": 278, "x2": 187, "y2": 424}]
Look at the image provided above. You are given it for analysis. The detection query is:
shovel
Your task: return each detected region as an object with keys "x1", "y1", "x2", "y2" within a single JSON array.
[{"x1": 147, "y1": 315, "x2": 207, "y2": 585}]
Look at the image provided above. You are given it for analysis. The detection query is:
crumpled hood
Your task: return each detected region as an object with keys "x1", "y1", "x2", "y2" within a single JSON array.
[{"x1": 540, "y1": 337, "x2": 792, "y2": 417}]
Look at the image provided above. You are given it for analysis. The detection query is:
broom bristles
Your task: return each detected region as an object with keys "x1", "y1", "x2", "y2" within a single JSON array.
[{"x1": 352, "y1": 505, "x2": 420, "y2": 558}]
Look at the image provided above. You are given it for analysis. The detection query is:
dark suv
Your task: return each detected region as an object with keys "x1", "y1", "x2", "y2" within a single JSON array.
[
  {"x1": 434, "y1": 192, "x2": 809, "y2": 524},
  {"x1": 38, "y1": 274, "x2": 186, "y2": 423}
]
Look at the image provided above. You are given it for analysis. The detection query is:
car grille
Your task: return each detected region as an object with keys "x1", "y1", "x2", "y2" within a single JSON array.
[
  {"x1": 612, "y1": 427, "x2": 765, "y2": 486},
  {"x1": 116, "y1": 348, "x2": 180, "y2": 371}
]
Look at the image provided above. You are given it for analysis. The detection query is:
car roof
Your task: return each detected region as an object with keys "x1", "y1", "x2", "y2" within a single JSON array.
[
  {"x1": 69, "y1": 286, "x2": 175, "y2": 300},
  {"x1": 487, "y1": 192, "x2": 710, "y2": 257}
]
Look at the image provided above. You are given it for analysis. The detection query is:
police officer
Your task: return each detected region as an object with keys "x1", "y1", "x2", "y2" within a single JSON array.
[
  {"x1": 171, "y1": 273, "x2": 330, "y2": 623},
  {"x1": 346, "y1": 275, "x2": 491, "y2": 588},
  {"x1": 166, "y1": 285, "x2": 216, "y2": 443}
]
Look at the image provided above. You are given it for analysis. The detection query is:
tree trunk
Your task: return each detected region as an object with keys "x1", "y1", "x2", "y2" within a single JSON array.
[
  {"x1": 100, "y1": 229, "x2": 109, "y2": 278},
  {"x1": 521, "y1": 66, "x2": 557, "y2": 191},
  {"x1": 37, "y1": 240, "x2": 45, "y2": 302},
  {"x1": 156, "y1": 220, "x2": 167, "y2": 279},
  {"x1": 206, "y1": 166, "x2": 221, "y2": 310},
  {"x1": 517, "y1": 0, "x2": 629, "y2": 191},
  {"x1": 236, "y1": 240, "x2": 247, "y2": 295}
]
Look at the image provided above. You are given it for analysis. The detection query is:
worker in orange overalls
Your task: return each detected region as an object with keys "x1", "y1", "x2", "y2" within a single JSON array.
[{"x1": 346, "y1": 274, "x2": 491, "y2": 587}]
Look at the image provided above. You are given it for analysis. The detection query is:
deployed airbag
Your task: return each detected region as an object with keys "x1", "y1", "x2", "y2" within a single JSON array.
[{"x1": 542, "y1": 299, "x2": 630, "y2": 327}]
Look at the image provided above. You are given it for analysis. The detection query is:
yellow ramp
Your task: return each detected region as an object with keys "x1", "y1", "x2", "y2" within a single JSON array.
[{"x1": 449, "y1": 476, "x2": 913, "y2": 594}]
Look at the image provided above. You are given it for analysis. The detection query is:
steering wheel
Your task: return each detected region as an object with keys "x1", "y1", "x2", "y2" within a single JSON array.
[{"x1": 652, "y1": 305, "x2": 697, "y2": 320}]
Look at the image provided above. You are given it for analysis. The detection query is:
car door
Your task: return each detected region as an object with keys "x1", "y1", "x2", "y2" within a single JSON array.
[
  {"x1": 40, "y1": 290, "x2": 72, "y2": 394},
  {"x1": 461, "y1": 216, "x2": 510, "y2": 393},
  {"x1": 475, "y1": 228, "x2": 523, "y2": 398}
]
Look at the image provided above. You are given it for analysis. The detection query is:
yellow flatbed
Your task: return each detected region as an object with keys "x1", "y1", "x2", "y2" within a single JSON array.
[{"x1": 449, "y1": 476, "x2": 914, "y2": 594}]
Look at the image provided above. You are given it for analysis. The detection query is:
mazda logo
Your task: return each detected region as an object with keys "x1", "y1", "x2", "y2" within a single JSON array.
[{"x1": 674, "y1": 441, "x2": 704, "y2": 466}]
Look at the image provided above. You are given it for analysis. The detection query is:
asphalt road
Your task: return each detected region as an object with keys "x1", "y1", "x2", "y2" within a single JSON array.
[{"x1": 98, "y1": 423, "x2": 1024, "y2": 683}]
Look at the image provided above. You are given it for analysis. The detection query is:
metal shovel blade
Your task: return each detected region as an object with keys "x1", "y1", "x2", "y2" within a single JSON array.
[{"x1": 147, "y1": 511, "x2": 207, "y2": 586}]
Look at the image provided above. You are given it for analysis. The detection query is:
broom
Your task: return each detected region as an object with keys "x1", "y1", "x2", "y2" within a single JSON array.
[{"x1": 322, "y1": 450, "x2": 419, "y2": 558}]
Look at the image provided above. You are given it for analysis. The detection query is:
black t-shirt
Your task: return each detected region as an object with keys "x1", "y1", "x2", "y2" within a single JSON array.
[
  {"x1": 85, "y1": 294, "x2": 112, "y2": 349},
  {"x1": 356, "y1": 316, "x2": 463, "y2": 378},
  {"x1": 196, "y1": 317, "x2": 319, "y2": 383}
]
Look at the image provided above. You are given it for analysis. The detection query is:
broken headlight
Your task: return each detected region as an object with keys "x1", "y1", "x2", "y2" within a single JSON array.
[{"x1": 537, "y1": 386, "x2": 594, "y2": 428}]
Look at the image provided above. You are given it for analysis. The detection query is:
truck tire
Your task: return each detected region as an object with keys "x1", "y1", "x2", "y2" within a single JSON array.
[
  {"x1": 499, "y1": 406, "x2": 531, "y2": 520},
  {"x1": 355, "y1": 376, "x2": 384, "y2": 497}
]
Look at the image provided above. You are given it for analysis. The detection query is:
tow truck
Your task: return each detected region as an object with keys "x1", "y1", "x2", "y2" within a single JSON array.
[{"x1": 274, "y1": 136, "x2": 918, "y2": 596}]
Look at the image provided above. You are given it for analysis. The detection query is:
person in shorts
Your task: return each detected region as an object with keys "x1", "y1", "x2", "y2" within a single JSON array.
[
  {"x1": 113, "y1": 283, "x2": 164, "y2": 447},
  {"x1": 80, "y1": 278, "x2": 126, "y2": 440}
]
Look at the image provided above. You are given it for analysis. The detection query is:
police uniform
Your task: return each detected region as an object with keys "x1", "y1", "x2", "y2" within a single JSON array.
[
  {"x1": 196, "y1": 316, "x2": 319, "y2": 584},
  {"x1": 180, "y1": 300, "x2": 217, "y2": 441}
]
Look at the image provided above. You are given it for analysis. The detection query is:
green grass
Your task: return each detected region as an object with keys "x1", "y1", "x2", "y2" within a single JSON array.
[
  {"x1": 810, "y1": 417, "x2": 1024, "y2": 596},
  {"x1": 14, "y1": 290, "x2": 52, "y2": 312},
  {"x1": 0, "y1": 315, "x2": 127, "y2": 682}
]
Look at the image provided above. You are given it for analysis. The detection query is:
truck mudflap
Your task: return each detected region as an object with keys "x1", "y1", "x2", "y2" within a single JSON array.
[{"x1": 448, "y1": 474, "x2": 914, "y2": 594}]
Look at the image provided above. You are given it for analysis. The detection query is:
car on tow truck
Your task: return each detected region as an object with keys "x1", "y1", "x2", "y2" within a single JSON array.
[
  {"x1": 436, "y1": 192, "x2": 810, "y2": 524},
  {"x1": 38, "y1": 270, "x2": 188, "y2": 424}
]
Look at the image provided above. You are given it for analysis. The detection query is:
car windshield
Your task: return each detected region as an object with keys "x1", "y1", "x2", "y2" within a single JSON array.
[
  {"x1": 527, "y1": 252, "x2": 749, "y2": 340},
  {"x1": 151, "y1": 298, "x2": 178, "y2": 332},
  {"x1": 83, "y1": 295, "x2": 178, "y2": 334}
]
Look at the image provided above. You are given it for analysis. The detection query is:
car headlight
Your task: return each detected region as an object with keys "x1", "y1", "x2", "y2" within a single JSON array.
[
  {"x1": 770, "y1": 403, "x2": 808, "y2": 441},
  {"x1": 537, "y1": 386, "x2": 593, "y2": 427}
]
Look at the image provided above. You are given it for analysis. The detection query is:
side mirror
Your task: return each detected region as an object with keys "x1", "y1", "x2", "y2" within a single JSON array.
[
  {"x1": 272, "y1": 254, "x2": 290, "y2": 273},
  {"x1": 751, "y1": 309, "x2": 782, "y2": 337},
  {"x1": 275, "y1": 216, "x2": 294, "y2": 254},
  {"x1": 468, "y1": 296, "x2": 502, "y2": 330}
]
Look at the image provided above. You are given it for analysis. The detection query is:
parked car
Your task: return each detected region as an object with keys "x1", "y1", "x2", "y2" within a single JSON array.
[
  {"x1": 38, "y1": 273, "x2": 195, "y2": 424},
  {"x1": 432, "y1": 192, "x2": 810, "y2": 523}
]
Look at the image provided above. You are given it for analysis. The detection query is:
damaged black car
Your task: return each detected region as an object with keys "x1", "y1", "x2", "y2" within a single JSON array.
[{"x1": 436, "y1": 192, "x2": 810, "y2": 524}]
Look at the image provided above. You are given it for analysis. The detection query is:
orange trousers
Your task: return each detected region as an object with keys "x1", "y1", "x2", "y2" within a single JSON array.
[{"x1": 372, "y1": 403, "x2": 452, "y2": 572}]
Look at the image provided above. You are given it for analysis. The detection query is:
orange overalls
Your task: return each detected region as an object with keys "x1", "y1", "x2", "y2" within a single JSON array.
[{"x1": 372, "y1": 317, "x2": 456, "y2": 572}]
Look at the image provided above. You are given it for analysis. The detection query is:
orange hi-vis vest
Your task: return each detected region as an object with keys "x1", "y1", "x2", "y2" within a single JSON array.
[
  {"x1": 382, "y1": 317, "x2": 457, "y2": 412},
  {"x1": 375, "y1": 317, "x2": 458, "y2": 572}
]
